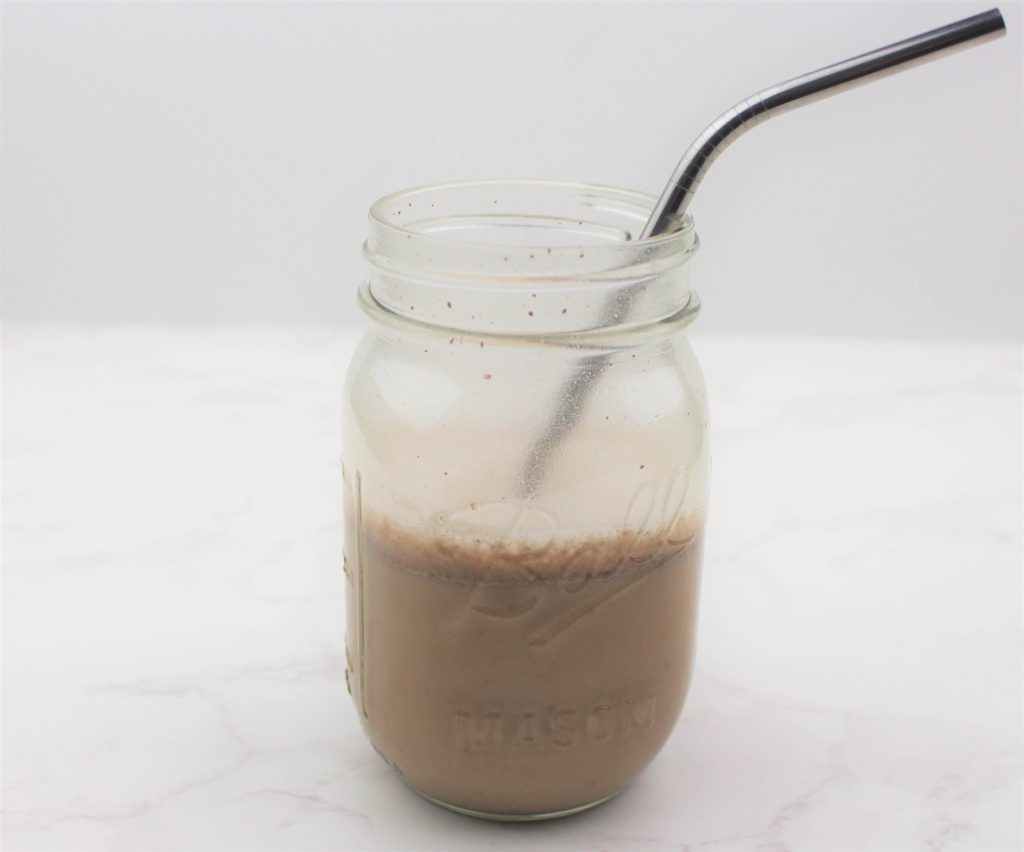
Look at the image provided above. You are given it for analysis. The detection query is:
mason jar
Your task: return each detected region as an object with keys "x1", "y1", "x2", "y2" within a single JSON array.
[{"x1": 342, "y1": 180, "x2": 708, "y2": 820}]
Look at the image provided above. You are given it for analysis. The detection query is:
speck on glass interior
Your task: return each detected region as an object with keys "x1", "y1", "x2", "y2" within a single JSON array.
[{"x1": 343, "y1": 180, "x2": 709, "y2": 821}]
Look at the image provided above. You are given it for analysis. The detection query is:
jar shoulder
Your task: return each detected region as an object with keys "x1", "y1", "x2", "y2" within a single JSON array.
[{"x1": 344, "y1": 332, "x2": 708, "y2": 432}]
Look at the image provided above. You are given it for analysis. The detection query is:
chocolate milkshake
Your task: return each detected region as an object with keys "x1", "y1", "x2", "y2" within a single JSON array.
[
  {"x1": 344, "y1": 503, "x2": 704, "y2": 818},
  {"x1": 345, "y1": 178, "x2": 711, "y2": 819}
]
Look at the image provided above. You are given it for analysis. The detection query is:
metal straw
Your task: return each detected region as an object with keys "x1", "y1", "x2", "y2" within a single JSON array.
[{"x1": 518, "y1": 8, "x2": 1006, "y2": 496}]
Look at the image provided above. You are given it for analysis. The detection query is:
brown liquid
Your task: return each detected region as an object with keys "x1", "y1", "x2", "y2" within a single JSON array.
[{"x1": 345, "y1": 510, "x2": 703, "y2": 817}]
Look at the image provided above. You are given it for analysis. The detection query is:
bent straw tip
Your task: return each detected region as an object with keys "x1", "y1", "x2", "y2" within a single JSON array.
[{"x1": 979, "y1": 8, "x2": 1006, "y2": 33}]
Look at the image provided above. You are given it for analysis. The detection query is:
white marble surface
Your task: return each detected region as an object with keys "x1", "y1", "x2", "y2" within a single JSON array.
[{"x1": 3, "y1": 326, "x2": 1021, "y2": 852}]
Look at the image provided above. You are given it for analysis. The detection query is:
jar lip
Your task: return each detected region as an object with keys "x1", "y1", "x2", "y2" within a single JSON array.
[
  {"x1": 358, "y1": 278, "x2": 701, "y2": 348},
  {"x1": 368, "y1": 178, "x2": 694, "y2": 252},
  {"x1": 363, "y1": 179, "x2": 700, "y2": 339}
]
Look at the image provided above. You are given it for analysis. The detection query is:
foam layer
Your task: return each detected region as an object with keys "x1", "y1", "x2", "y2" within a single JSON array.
[{"x1": 355, "y1": 508, "x2": 701, "y2": 584}]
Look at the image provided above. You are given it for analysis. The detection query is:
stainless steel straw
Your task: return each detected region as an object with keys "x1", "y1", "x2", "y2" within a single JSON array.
[{"x1": 518, "y1": 8, "x2": 1006, "y2": 496}]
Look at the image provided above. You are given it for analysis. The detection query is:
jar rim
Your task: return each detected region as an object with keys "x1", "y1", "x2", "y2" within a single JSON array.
[
  {"x1": 362, "y1": 179, "x2": 700, "y2": 341},
  {"x1": 368, "y1": 178, "x2": 694, "y2": 254}
]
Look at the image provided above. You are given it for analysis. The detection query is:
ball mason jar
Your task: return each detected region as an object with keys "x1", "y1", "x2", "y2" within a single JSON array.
[{"x1": 343, "y1": 180, "x2": 708, "y2": 820}]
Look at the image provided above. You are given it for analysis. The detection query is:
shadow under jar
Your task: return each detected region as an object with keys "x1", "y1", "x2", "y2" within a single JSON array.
[{"x1": 343, "y1": 180, "x2": 709, "y2": 820}]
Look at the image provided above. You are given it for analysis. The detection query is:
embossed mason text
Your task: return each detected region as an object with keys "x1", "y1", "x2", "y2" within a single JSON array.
[{"x1": 454, "y1": 695, "x2": 657, "y2": 751}]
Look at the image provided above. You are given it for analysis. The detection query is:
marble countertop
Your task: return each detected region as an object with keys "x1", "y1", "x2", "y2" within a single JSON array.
[{"x1": 3, "y1": 326, "x2": 1021, "y2": 851}]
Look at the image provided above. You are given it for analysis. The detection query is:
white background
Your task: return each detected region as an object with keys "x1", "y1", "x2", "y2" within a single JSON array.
[{"x1": 3, "y1": 1, "x2": 1022, "y2": 339}]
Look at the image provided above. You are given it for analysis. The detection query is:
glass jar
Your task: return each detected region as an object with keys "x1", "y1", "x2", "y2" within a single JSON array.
[{"x1": 343, "y1": 180, "x2": 708, "y2": 820}]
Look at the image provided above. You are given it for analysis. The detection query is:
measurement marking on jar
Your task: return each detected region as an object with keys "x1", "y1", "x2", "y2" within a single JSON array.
[
  {"x1": 355, "y1": 470, "x2": 368, "y2": 720},
  {"x1": 454, "y1": 695, "x2": 656, "y2": 751}
]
